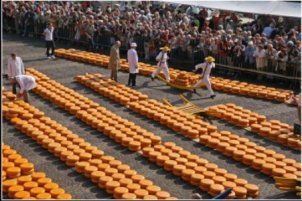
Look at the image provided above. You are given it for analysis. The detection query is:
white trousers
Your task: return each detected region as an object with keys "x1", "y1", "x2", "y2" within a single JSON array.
[
  {"x1": 193, "y1": 78, "x2": 214, "y2": 95},
  {"x1": 151, "y1": 66, "x2": 170, "y2": 81}
]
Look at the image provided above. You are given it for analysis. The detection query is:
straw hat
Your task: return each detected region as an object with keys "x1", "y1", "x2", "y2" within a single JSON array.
[
  {"x1": 206, "y1": 56, "x2": 215, "y2": 63},
  {"x1": 160, "y1": 46, "x2": 170, "y2": 52},
  {"x1": 131, "y1": 42, "x2": 137, "y2": 48}
]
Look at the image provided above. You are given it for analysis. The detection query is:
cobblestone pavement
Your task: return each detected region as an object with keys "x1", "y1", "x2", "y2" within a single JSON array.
[{"x1": 3, "y1": 34, "x2": 300, "y2": 199}]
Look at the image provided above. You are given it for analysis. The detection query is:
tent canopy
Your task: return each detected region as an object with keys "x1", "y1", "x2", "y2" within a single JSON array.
[{"x1": 161, "y1": 1, "x2": 301, "y2": 18}]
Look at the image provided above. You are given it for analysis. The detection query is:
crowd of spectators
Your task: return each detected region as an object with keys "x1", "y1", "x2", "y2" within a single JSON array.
[{"x1": 3, "y1": 1, "x2": 301, "y2": 76}]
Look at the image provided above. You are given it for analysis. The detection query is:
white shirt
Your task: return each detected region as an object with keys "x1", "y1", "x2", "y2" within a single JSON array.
[
  {"x1": 156, "y1": 51, "x2": 169, "y2": 68},
  {"x1": 44, "y1": 27, "x2": 54, "y2": 41},
  {"x1": 15, "y1": 75, "x2": 36, "y2": 94},
  {"x1": 7, "y1": 56, "x2": 25, "y2": 78},
  {"x1": 195, "y1": 62, "x2": 215, "y2": 80},
  {"x1": 127, "y1": 48, "x2": 139, "y2": 73},
  {"x1": 254, "y1": 48, "x2": 266, "y2": 58}
]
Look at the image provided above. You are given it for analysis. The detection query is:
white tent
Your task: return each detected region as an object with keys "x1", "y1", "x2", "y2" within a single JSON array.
[{"x1": 161, "y1": 1, "x2": 301, "y2": 18}]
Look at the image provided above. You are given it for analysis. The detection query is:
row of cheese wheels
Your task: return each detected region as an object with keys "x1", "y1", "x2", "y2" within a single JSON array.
[
  {"x1": 74, "y1": 73, "x2": 301, "y2": 182},
  {"x1": 207, "y1": 103, "x2": 267, "y2": 127},
  {"x1": 26, "y1": 69, "x2": 161, "y2": 152},
  {"x1": 251, "y1": 121, "x2": 300, "y2": 151},
  {"x1": 2, "y1": 144, "x2": 71, "y2": 200},
  {"x1": 2, "y1": 88, "x2": 17, "y2": 101},
  {"x1": 23, "y1": 69, "x2": 260, "y2": 199},
  {"x1": 141, "y1": 142, "x2": 259, "y2": 199},
  {"x1": 54, "y1": 48, "x2": 295, "y2": 104},
  {"x1": 3, "y1": 98, "x2": 175, "y2": 200},
  {"x1": 199, "y1": 130, "x2": 301, "y2": 179},
  {"x1": 206, "y1": 103, "x2": 300, "y2": 151},
  {"x1": 75, "y1": 74, "x2": 148, "y2": 106},
  {"x1": 211, "y1": 78, "x2": 292, "y2": 103},
  {"x1": 75, "y1": 73, "x2": 213, "y2": 140}
]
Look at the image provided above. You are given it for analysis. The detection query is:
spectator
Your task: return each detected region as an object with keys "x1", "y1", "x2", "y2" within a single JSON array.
[
  {"x1": 254, "y1": 45, "x2": 267, "y2": 71},
  {"x1": 245, "y1": 41, "x2": 256, "y2": 69},
  {"x1": 276, "y1": 48, "x2": 288, "y2": 73},
  {"x1": 233, "y1": 39, "x2": 245, "y2": 67},
  {"x1": 109, "y1": 40, "x2": 121, "y2": 81},
  {"x1": 266, "y1": 44, "x2": 277, "y2": 72},
  {"x1": 7, "y1": 53, "x2": 25, "y2": 94},
  {"x1": 43, "y1": 22, "x2": 56, "y2": 59},
  {"x1": 287, "y1": 40, "x2": 300, "y2": 76}
]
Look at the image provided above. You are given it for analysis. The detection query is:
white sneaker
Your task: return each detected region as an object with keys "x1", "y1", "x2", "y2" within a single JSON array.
[
  {"x1": 47, "y1": 56, "x2": 51, "y2": 59},
  {"x1": 51, "y1": 55, "x2": 56, "y2": 59}
]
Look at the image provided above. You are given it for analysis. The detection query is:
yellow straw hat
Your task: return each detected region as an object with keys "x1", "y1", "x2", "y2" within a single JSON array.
[
  {"x1": 160, "y1": 46, "x2": 171, "y2": 52},
  {"x1": 206, "y1": 56, "x2": 215, "y2": 62}
]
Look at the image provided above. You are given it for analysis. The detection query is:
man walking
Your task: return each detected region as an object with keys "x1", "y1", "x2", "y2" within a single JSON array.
[
  {"x1": 193, "y1": 56, "x2": 216, "y2": 99},
  {"x1": 127, "y1": 42, "x2": 139, "y2": 87},
  {"x1": 11, "y1": 75, "x2": 36, "y2": 103},
  {"x1": 7, "y1": 53, "x2": 25, "y2": 94},
  {"x1": 43, "y1": 22, "x2": 56, "y2": 59},
  {"x1": 151, "y1": 46, "x2": 170, "y2": 81},
  {"x1": 109, "y1": 41, "x2": 121, "y2": 81}
]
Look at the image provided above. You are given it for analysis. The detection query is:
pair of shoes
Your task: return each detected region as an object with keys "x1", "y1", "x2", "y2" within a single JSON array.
[
  {"x1": 210, "y1": 94, "x2": 216, "y2": 99},
  {"x1": 151, "y1": 76, "x2": 154, "y2": 81},
  {"x1": 193, "y1": 89, "x2": 197, "y2": 93}
]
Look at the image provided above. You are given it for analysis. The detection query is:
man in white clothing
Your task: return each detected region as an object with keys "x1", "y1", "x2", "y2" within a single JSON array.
[
  {"x1": 7, "y1": 53, "x2": 25, "y2": 94},
  {"x1": 193, "y1": 56, "x2": 216, "y2": 99},
  {"x1": 127, "y1": 42, "x2": 139, "y2": 87},
  {"x1": 151, "y1": 46, "x2": 170, "y2": 81},
  {"x1": 11, "y1": 75, "x2": 36, "y2": 103},
  {"x1": 43, "y1": 22, "x2": 56, "y2": 59}
]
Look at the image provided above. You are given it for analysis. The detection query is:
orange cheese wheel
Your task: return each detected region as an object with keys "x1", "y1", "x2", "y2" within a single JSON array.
[
  {"x1": 127, "y1": 183, "x2": 141, "y2": 193},
  {"x1": 36, "y1": 192, "x2": 52, "y2": 199},
  {"x1": 14, "y1": 190, "x2": 31, "y2": 199},
  {"x1": 50, "y1": 188, "x2": 65, "y2": 197},
  {"x1": 8, "y1": 185, "x2": 24, "y2": 198},
  {"x1": 146, "y1": 185, "x2": 161, "y2": 195},
  {"x1": 30, "y1": 187, "x2": 45, "y2": 197},
  {"x1": 121, "y1": 193, "x2": 137, "y2": 199},
  {"x1": 156, "y1": 191, "x2": 170, "y2": 199},
  {"x1": 31, "y1": 172, "x2": 46, "y2": 181},
  {"x1": 44, "y1": 182, "x2": 59, "y2": 192},
  {"x1": 119, "y1": 178, "x2": 133, "y2": 187},
  {"x1": 134, "y1": 189, "x2": 149, "y2": 199},
  {"x1": 3, "y1": 180, "x2": 18, "y2": 193},
  {"x1": 37, "y1": 178, "x2": 52, "y2": 187},
  {"x1": 23, "y1": 181, "x2": 38, "y2": 191},
  {"x1": 113, "y1": 187, "x2": 128, "y2": 199},
  {"x1": 6, "y1": 167, "x2": 21, "y2": 178}
]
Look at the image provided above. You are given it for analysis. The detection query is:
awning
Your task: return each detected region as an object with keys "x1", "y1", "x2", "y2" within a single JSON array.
[{"x1": 161, "y1": 1, "x2": 301, "y2": 18}]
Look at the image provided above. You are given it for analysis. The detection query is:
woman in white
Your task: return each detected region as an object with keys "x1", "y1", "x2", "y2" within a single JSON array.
[
  {"x1": 193, "y1": 56, "x2": 216, "y2": 99},
  {"x1": 127, "y1": 42, "x2": 139, "y2": 87},
  {"x1": 151, "y1": 46, "x2": 170, "y2": 81},
  {"x1": 253, "y1": 45, "x2": 267, "y2": 71},
  {"x1": 12, "y1": 75, "x2": 36, "y2": 103}
]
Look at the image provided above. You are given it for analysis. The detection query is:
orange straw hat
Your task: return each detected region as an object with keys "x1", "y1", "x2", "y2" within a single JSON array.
[
  {"x1": 160, "y1": 46, "x2": 171, "y2": 52},
  {"x1": 206, "y1": 56, "x2": 215, "y2": 63}
]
